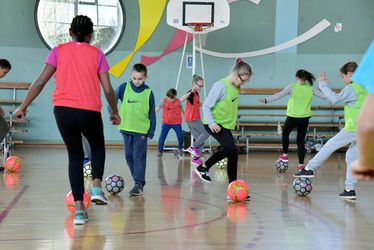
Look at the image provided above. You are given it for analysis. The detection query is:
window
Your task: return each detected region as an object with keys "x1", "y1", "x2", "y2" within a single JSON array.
[{"x1": 34, "y1": 0, "x2": 125, "y2": 55}]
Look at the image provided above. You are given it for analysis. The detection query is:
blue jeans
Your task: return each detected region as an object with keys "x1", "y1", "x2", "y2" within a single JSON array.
[
  {"x1": 157, "y1": 124, "x2": 183, "y2": 152},
  {"x1": 122, "y1": 133, "x2": 148, "y2": 186}
]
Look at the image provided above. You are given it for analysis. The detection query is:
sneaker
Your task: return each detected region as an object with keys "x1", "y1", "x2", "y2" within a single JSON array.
[
  {"x1": 129, "y1": 184, "x2": 143, "y2": 196},
  {"x1": 293, "y1": 168, "x2": 314, "y2": 178},
  {"x1": 157, "y1": 151, "x2": 162, "y2": 157},
  {"x1": 191, "y1": 158, "x2": 202, "y2": 166},
  {"x1": 194, "y1": 166, "x2": 212, "y2": 183},
  {"x1": 178, "y1": 149, "x2": 184, "y2": 158},
  {"x1": 227, "y1": 195, "x2": 251, "y2": 202},
  {"x1": 297, "y1": 164, "x2": 305, "y2": 170},
  {"x1": 0, "y1": 166, "x2": 4, "y2": 172},
  {"x1": 278, "y1": 154, "x2": 288, "y2": 162},
  {"x1": 90, "y1": 187, "x2": 108, "y2": 205},
  {"x1": 74, "y1": 210, "x2": 87, "y2": 225},
  {"x1": 339, "y1": 189, "x2": 356, "y2": 200},
  {"x1": 187, "y1": 146, "x2": 201, "y2": 158}
]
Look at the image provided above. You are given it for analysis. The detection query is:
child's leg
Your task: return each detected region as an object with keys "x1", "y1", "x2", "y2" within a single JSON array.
[
  {"x1": 188, "y1": 120, "x2": 209, "y2": 155},
  {"x1": 296, "y1": 118, "x2": 310, "y2": 164},
  {"x1": 122, "y1": 133, "x2": 134, "y2": 176},
  {"x1": 282, "y1": 117, "x2": 297, "y2": 154},
  {"x1": 132, "y1": 134, "x2": 148, "y2": 187},
  {"x1": 172, "y1": 124, "x2": 184, "y2": 150},
  {"x1": 345, "y1": 141, "x2": 358, "y2": 191},
  {"x1": 54, "y1": 107, "x2": 85, "y2": 205},
  {"x1": 158, "y1": 124, "x2": 172, "y2": 152},
  {"x1": 204, "y1": 125, "x2": 238, "y2": 183},
  {"x1": 305, "y1": 129, "x2": 356, "y2": 170},
  {"x1": 81, "y1": 134, "x2": 91, "y2": 160}
]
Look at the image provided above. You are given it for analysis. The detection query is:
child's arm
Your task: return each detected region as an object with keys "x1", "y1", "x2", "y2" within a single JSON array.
[
  {"x1": 352, "y1": 94, "x2": 374, "y2": 179},
  {"x1": 313, "y1": 83, "x2": 327, "y2": 99},
  {"x1": 318, "y1": 72, "x2": 356, "y2": 105},
  {"x1": 180, "y1": 90, "x2": 192, "y2": 102},
  {"x1": 202, "y1": 82, "x2": 226, "y2": 133},
  {"x1": 148, "y1": 91, "x2": 156, "y2": 139},
  {"x1": 155, "y1": 100, "x2": 163, "y2": 113},
  {"x1": 15, "y1": 64, "x2": 56, "y2": 119},
  {"x1": 257, "y1": 84, "x2": 291, "y2": 103},
  {"x1": 99, "y1": 72, "x2": 120, "y2": 125}
]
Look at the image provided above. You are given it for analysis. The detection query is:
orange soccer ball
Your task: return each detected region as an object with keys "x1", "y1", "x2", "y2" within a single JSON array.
[
  {"x1": 4, "y1": 156, "x2": 22, "y2": 172},
  {"x1": 65, "y1": 191, "x2": 91, "y2": 213},
  {"x1": 227, "y1": 180, "x2": 249, "y2": 202}
]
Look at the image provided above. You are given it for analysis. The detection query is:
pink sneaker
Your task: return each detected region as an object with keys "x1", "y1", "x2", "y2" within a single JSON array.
[
  {"x1": 187, "y1": 146, "x2": 201, "y2": 158},
  {"x1": 278, "y1": 154, "x2": 288, "y2": 162},
  {"x1": 191, "y1": 158, "x2": 203, "y2": 166}
]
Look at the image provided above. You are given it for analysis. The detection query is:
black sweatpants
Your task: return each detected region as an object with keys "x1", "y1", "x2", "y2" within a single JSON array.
[
  {"x1": 54, "y1": 106, "x2": 105, "y2": 201},
  {"x1": 204, "y1": 124, "x2": 238, "y2": 183},
  {"x1": 282, "y1": 116, "x2": 310, "y2": 164}
]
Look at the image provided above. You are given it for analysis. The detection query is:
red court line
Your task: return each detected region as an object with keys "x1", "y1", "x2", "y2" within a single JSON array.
[{"x1": 0, "y1": 185, "x2": 28, "y2": 224}]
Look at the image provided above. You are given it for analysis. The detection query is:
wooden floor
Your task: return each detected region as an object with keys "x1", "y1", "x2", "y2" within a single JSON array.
[{"x1": 1, "y1": 147, "x2": 374, "y2": 250}]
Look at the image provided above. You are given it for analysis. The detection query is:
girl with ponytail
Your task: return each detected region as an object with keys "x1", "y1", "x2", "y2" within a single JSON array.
[
  {"x1": 257, "y1": 69, "x2": 326, "y2": 170},
  {"x1": 194, "y1": 58, "x2": 252, "y2": 201},
  {"x1": 180, "y1": 74, "x2": 209, "y2": 166}
]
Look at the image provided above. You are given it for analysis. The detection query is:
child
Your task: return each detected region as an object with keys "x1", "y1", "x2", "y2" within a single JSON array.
[
  {"x1": 194, "y1": 58, "x2": 252, "y2": 198},
  {"x1": 180, "y1": 74, "x2": 210, "y2": 166},
  {"x1": 257, "y1": 70, "x2": 326, "y2": 170},
  {"x1": 114, "y1": 63, "x2": 156, "y2": 196},
  {"x1": 0, "y1": 59, "x2": 11, "y2": 172},
  {"x1": 14, "y1": 15, "x2": 121, "y2": 225},
  {"x1": 351, "y1": 41, "x2": 374, "y2": 180},
  {"x1": 156, "y1": 88, "x2": 184, "y2": 158},
  {"x1": 295, "y1": 62, "x2": 368, "y2": 200}
]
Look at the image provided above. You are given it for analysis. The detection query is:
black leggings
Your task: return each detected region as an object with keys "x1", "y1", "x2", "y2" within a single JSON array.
[
  {"x1": 54, "y1": 106, "x2": 105, "y2": 201},
  {"x1": 282, "y1": 116, "x2": 310, "y2": 164},
  {"x1": 204, "y1": 125, "x2": 238, "y2": 183}
]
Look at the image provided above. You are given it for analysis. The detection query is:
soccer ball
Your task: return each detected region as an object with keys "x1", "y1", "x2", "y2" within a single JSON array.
[
  {"x1": 216, "y1": 158, "x2": 228, "y2": 169},
  {"x1": 83, "y1": 161, "x2": 92, "y2": 178},
  {"x1": 293, "y1": 177, "x2": 313, "y2": 196},
  {"x1": 227, "y1": 180, "x2": 249, "y2": 202},
  {"x1": 65, "y1": 191, "x2": 91, "y2": 213},
  {"x1": 214, "y1": 168, "x2": 228, "y2": 183},
  {"x1": 275, "y1": 160, "x2": 288, "y2": 173},
  {"x1": 105, "y1": 175, "x2": 124, "y2": 195},
  {"x1": 4, "y1": 156, "x2": 22, "y2": 172}
]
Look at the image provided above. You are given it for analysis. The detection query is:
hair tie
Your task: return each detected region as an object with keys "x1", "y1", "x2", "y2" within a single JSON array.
[{"x1": 236, "y1": 58, "x2": 244, "y2": 65}]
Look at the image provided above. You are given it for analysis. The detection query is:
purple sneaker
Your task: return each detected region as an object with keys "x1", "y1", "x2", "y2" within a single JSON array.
[
  {"x1": 187, "y1": 146, "x2": 201, "y2": 158},
  {"x1": 191, "y1": 158, "x2": 202, "y2": 166}
]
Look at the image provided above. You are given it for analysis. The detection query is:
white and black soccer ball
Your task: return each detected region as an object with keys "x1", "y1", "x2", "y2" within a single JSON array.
[
  {"x1": 83, "y1": 162, "x2": 92, "y2": 178},
  {"x1": 216, "y1": 158, "x2": 228, "y2": 169},
  {"x1": 275, "y1": 160, "x2": 288, "y2": 173},
  {"x1": 105, "y1": 175, "x2": 124, "y2": 195},
  {"x1": 293, "y1": 177, "x2": 312, "y2": 196}
]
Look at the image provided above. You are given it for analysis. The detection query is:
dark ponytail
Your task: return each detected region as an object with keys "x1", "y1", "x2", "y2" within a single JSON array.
[
  {"x1": 70, "y1": 15, "x2": 94, "y2": 42},
  {"x1": 295, "y1": 69, "x2": 315, "y2": 86}
]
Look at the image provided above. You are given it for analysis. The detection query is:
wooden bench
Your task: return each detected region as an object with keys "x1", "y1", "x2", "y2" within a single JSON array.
[
  {"x1": 234, "y1": 87, "x2": 344, "y2": 151},
  {"x1": 0, "y1": 82, "x2": 31, "y2": 162}
]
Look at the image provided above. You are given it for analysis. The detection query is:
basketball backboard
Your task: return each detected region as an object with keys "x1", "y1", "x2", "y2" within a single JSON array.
[{"x1": 167, "y1": 0, "x2": 230, "y2": 34}]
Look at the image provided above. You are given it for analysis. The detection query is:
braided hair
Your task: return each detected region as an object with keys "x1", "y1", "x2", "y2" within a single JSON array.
[{"x1": 70, "y1": 15, "x2": 94, "y2": 42}]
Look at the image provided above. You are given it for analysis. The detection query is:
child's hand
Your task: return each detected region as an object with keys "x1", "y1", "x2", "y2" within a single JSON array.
[
  {"x1": 209, "y1": 123, "x2": 221, "y2": 133},
  {"x1": 110, "y1": 113, "x2": 121, "y2": 125},
  {"x1": 257, "y1": 98, "x2": 266, "y2": 103},
  {"x1": 319, "y1": 72, "x2": 328, "y2": 82},
  {"x1": 351, "y1": 160, "x2": 374, "y2": 180},
  {"x1": 14, "y1": 107, "x2": 26, "y2": 120}
]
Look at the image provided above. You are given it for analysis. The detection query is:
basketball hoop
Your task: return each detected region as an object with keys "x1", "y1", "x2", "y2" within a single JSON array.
[{"x1": 187, "y1": 22, "x2": 214, "y2": 33}]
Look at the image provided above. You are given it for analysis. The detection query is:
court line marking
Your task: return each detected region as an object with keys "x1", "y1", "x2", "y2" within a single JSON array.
[{"x1": 0, "y1": 185, "x2": 29, "y2": 224}]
